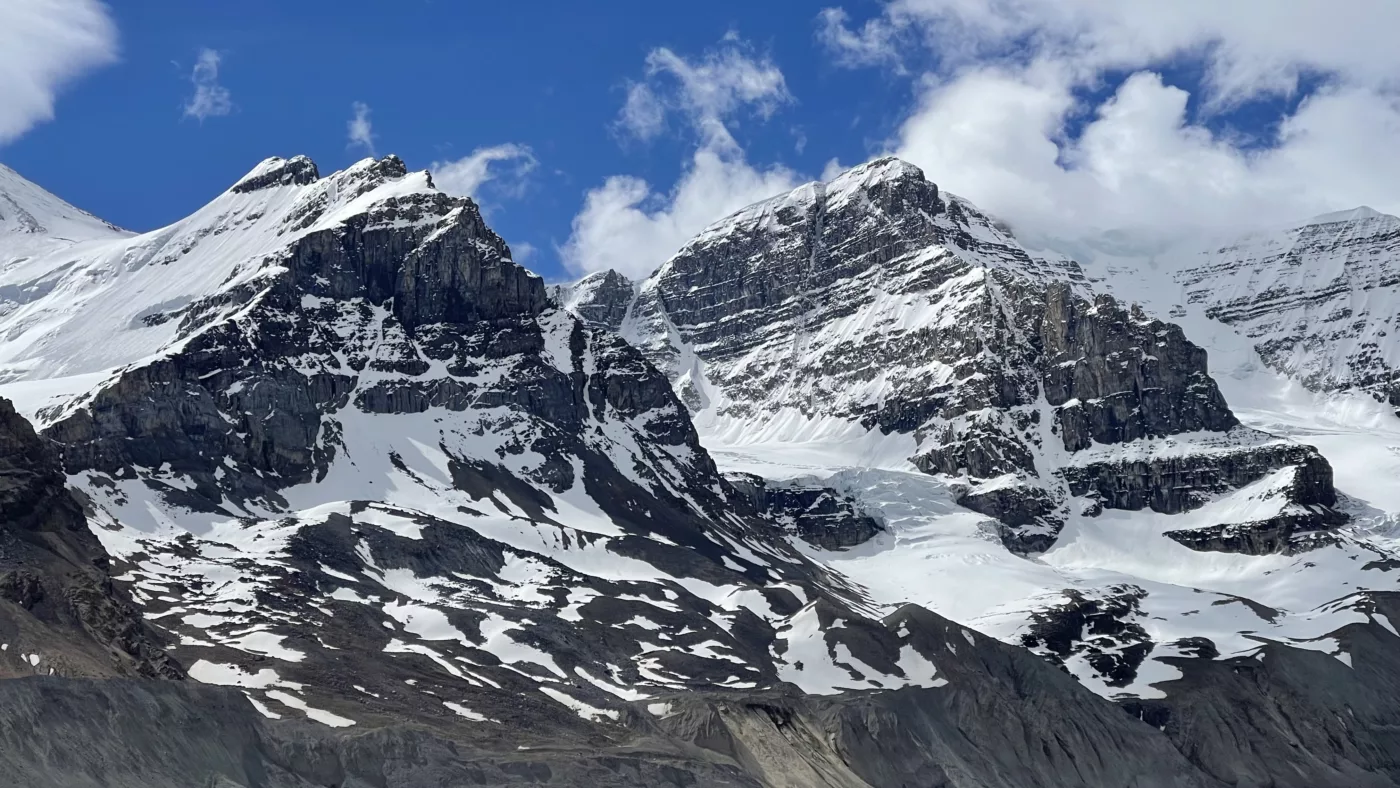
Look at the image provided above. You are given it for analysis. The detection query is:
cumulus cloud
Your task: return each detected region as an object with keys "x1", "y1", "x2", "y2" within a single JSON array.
[
  {"x1": 430, "y1": 143, "x2": 537, "y2": 199},
  {"x1": 182, "y1": 48, "x2": 232, "y2": 122},
  {"x1": 563, "y1": 149, "x2": 800, "y2": 279},
  {"x1": 565, "y1": 36, "x2": 801, "y2": 279},
  {"x1": 0, "y1": 0, "x2": 118, "y2": 144},
  {"x1": 817, "y1": 0, "x2": 1400, "y2": 248},
  {"x1": 347, "y1": 101, "x2": 375, "y2": 155}
]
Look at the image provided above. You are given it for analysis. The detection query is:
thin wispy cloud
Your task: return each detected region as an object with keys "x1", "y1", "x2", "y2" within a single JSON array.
[
  {"x1": 430, "y1": 143, "x2": 537, "y2": 199},
  {"x1": 182, "y1": 48, "x2": 232, "y2": 122},
  {"x1": 0, "y1": 0, "x2": 118, "y2": 145},
  {"x1": 347, "y1": 101, "x2": 375, "y2": 156}
]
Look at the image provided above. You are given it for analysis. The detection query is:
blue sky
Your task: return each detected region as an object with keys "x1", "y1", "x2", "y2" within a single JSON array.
[
  {"x1": 5, "y1": 1, "x2": 1400, "y2": 281},
  {"x1": 2, "y1": 0, "x2": 907, "y2": 280}
]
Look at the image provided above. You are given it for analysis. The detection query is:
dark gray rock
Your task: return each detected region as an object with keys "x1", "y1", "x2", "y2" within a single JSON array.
[
  {"x1": 594, "y1": 157, "x2": 1347, "y2": 554},
  {"x1": 1121, "y1": 592, "x2": 1400, "y2": 787},
  {"x1": 553, "y1": 269, "x2": 636, "y2": 332},
  {"x1": 230, "y1": 155, "x2": 321, "y2": 194},
  {"x1": 0, "y1": 397, "x2": 179, "y2": 681},
  {"x1": 725, "y1": 473, "x2": 882, "y2": 550}
]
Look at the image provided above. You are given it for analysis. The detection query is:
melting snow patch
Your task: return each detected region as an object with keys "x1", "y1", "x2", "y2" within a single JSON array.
[
  {"x1": 264, "y1": 690, "x2": 356, "y2": 727},
  {"x1": 575, "y1": 667, "x2": 652, "y2": 701},
  {"x1": 383, "y1": 601, "x2": 468, "y2": 645},
  {"x1": 243, "y1": 692, "x2": 283, "y2": 719},
  {"x1": 384, "y1": 639, "x2": 466, "y2": 678},
  {"x1": 540, "y1": 687, "x2": 619, "y2": 722},
  {"x1": 896, "y1": 646, "x2": 948, "y2": 688},
  {"x1": 188, "y1": 660, "x2": 293, "y2": 689},
  {"x1": 222, "y1": 630, "x2": 306, "y2": 662},
  {"x1": 443, "y1": 701, "x2": 497, "y2": 722}
]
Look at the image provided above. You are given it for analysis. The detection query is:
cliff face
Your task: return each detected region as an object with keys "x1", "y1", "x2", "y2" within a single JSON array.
[
  {"x1": 0, "y1": 397, "x2": 178, "y2": 680},
  {"x1": 569, "y1": 158, "x2": 1343, "y2": 553}
]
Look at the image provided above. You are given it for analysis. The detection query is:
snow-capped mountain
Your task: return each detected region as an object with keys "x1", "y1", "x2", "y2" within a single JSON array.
[
  {"x1": 589, "y1": 158, "x2": 1342, "y2": 555},
  {"x1": 1176, "y1": 206, "x2": 1400, "y2": 409},
  {"x1": 0, "y1": 154, "x2": 1231, "y2": 788},
  {"x1": 5, "y1": 152, "x2": 1400, "y2": 787},
  {"x1": 560, "y1": 157, "x2": 1400, "y2": 785}
]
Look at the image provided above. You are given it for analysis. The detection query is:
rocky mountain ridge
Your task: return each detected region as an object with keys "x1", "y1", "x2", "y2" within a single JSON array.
[
  {"x1": 2, "y1": 153, "x2": 1400, "y2": 786},
  {"x1": 567, "y1": 158, "x2": 1344, "y2": 555}
]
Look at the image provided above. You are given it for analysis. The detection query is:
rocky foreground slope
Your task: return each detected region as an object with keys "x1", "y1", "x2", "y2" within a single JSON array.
[{"x1": 1, "y1": 155, "x2": 1399, "y2": 786}]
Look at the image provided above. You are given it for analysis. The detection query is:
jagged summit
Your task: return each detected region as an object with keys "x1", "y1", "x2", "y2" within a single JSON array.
[
  {"x1": 550, "y1": 268, "x2": 636, "y2": 331},
  {"x1": 229, "y1": 154, "x2": 321, "y2": 193},
  {"x1": 0, "y1": 153, "x2": 543, "y2": 386}
]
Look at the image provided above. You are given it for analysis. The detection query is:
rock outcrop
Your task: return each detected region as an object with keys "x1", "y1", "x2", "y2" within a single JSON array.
[
  {"x1": 725, "y1": 473, "x2": 882, "y2": 550},
  {"x1": 0, "y1": 397, "x2": 178, "y2": 680}
]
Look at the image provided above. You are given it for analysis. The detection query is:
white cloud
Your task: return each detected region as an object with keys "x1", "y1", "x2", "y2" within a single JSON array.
[
  {"x1": 816, "y1": 8, "x2": 906, "y2": 72},
  {"x1": 0, "y1": 0, "x2": 117, "y2": 144},
  {"x1": 430, "y1": 143, "x2": 536, "y2": 199},
  {"x1": 563, "y1": 148, "x2": 800, "y2": 279},
  {"x1": 618, "y1": 83, "x2": 667, "y2": 142},
  {"x1": 182, "y1": 48, "x2": 232, "y2": 122},
  {"x1": 817, "y1": 1, "x2": 1400, "y2": 248},
  {"x1": 822, "y1": 0, "x2": 1400, "y2": 102},
  {"x1": 565, "y1": 36, "x2": 801, "y2": 279},
  {"x1": 347, "y1": 101, "x2": 375, "y2": 155},
  {"x1": 615, "y1": 38, "x2": 793, "y2": 150}
]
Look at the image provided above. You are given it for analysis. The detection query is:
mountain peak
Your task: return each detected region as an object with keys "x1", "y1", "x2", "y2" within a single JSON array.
[
  {"x1": 0, "y1": 162, "x2": 125, "y2": 249},
  {"x1": 229, "y1": 155, "x2": 321, "y2": 193},
  {"x1": 1304, "y1": 204, "x2": 1393, "y2": 226},
  {"x1": 827, "y1": 156, "x2": 926, "y2": 190}
]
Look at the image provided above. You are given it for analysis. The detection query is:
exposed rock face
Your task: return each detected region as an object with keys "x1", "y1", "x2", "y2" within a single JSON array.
[
  {"x1": 724, "y1": 473, "x2": 882, "y2": 550},
  {"x1": 0, "y1": 607, "x2": 1230, "y2": 788},
  {"x1": 0, "y1": 397, "x2": 178, "y2": 680},
  {"x1": 1059, "y1": 435, "x2": 1338, "y2": 514},
  {"x1": 1122, "y1": 593, "x2": 1400, "y2": 788},
  {"x1": 553, "y1": 269, "x2": 635, "y2": 332},
  {"x1": 1176, "y1": 206, "x2": 1400, "y2": 410},
  {"x1": 5, "y1": 153, "x2": 1400, "y2": 788},
  {"x1": 1039, "y1": 289, "x2": 1239, "y2": 451},
  {"x1": 577, "y1": 157, "x2": 1344, "y2": 553},
  {"x1": 1020, "y1": 586, "x2": 1154, "y2": 691},
  {"x1": 0, "y1": 155, "x2": 980, "y2": 755}
]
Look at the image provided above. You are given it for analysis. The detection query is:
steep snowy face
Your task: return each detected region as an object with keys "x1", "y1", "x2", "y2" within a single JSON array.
[
  {"x1": 0, "y1": 162, "x2": 127, "y2": 264},
  {"x1": 1175, "y1": 206, "x2": 1400, "y2": 409},
  {"x1": 596, "y1": 157, "x2": 1340, "y2": 552}
]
